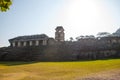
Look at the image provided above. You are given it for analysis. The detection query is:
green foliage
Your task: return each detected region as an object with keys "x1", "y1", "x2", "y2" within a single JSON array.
[{"x1": 0, "y1": 0, "x2": 12, "y2": 12}]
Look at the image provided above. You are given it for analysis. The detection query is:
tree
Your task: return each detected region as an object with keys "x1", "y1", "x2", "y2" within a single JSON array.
[
  {"x1": 69, "y1": 37, "x2": 73, "y2": 42},
  {"x1": 0, "y1": 0, "x2": 12, "y2": 12},
  {"x1": 85, "y1": 35, "x2": 95, "y2": 39},
  {"x1": 76, "y1": 35, "x2": 95, "y2": 41},
  {"x1": 76, "y1": 35, "x2": 84, "y2": 41},
  {"x1": 97, "y1": 32, "x2": 111, "y2": 38}
]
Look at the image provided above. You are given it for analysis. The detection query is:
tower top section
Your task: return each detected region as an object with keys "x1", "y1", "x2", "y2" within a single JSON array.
[
  {"x1": 55, "y1": 26, "x2": 64, "y2": 31},
  {"x1": 55, "y1": 26, "x2": 65, "y2": 42}
]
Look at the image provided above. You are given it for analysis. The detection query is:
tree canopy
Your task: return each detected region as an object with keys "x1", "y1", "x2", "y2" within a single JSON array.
[
  {"x1": 0, "y1": 0, "x2": 12, "y2": 12},
  {"x1": 97, "y1": 32, "x2": 111, "y2": 37}
]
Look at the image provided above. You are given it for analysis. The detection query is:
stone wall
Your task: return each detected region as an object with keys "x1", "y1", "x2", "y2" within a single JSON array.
[{"x1": 0, "y1": 41, "x2": 120, "y2": 61}]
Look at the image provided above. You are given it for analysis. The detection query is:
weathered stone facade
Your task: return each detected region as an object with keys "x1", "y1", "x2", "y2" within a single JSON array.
[
  {"x1": 9, "y1": 26, "x2": 65, "y2": 47},
  {"x1": 9, "y1": 34, "x2": 49, "y2": 47},
  {"x1": 0, "y1": 26, "x2": 119, "y2": 61}
]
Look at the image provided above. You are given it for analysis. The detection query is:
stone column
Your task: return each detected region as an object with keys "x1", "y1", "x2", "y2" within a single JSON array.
[
  {"x1": 12, "y1": 42, "x2": 15, "y2": 47},
  {"x1": 18, "y1": 41, "x2": 21, "y2": 47},
  {"x1": 112, "y1": 39, "x2": 117, "y2": 43},
  {"x1": 43, "y1": 40, "x2": 47, "y2": 45},
  {"x1": 119, "y1": 40, "x2": 120, "y2": 43},
  {"x1": 35, "y1": 40, "x2": 39, "y2": 46},
  {"x1": 29, "y1": 41, "x2": 33, "y2": 46},
  {"x1": 23, "y1": 41, "x2": 26, "y2": 46}
]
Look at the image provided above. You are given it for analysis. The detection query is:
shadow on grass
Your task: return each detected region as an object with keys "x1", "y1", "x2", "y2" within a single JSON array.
[
  {"x1": 0, "y1": 58, "x2": 120, "y2": 66},
  {"x1": 0, "y1": 61, "x2": 38, "y2": 66},
  {"x1": 39, "y1": 58, "x2": 120, "y2": 63},
  {"x1": 72, "y1": 57, "x2": 120, "y2": 63}
]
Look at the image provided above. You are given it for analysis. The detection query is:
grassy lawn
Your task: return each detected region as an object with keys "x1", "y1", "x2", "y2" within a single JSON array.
[{"x1": 0, "y1": 59, "x2": 120, "y2": 80}]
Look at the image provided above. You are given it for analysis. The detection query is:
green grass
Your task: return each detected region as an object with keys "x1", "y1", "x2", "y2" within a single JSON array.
[{"x1": 0, "y1": 59, "x2": 120, "y2": 80}]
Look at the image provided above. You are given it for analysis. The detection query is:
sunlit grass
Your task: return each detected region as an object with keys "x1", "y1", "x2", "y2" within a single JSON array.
[{"x1": 0, "y1": 59, "x2": 120, "y2": 80}]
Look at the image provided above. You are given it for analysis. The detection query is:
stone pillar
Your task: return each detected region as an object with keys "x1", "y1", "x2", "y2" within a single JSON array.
[
  {"x1": 23, "y1": 41, "x2": 26, "y2": 46},
  {"x1": 35, "y1": 40, "x2": 39, "y2": 46},
  {"x1": 12, "y1": 42, "x2": 15, "y2": 47},
  {"x1": 18, "y1": 41, "x2": 21, "y2": 47},
  {"x1": 29, "y1": 41, "x2": 33, "y2": 46},
  {"x1": 118, "y1": 40, "x2": 120, "y2": 43},
  {"x1": 112, "y1": 39, "x2": 117, "y2": 43},
  {"x1": 43, "y1": 40, "x2": 47, "y2": 45}
]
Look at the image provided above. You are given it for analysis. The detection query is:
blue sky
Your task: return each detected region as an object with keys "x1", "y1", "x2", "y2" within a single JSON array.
[{"x1": 0, "y1": 0, "x2": 120, "y2": 47}]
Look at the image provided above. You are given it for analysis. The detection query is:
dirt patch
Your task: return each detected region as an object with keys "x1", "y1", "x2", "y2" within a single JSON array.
[
  {"x1": 76, "y1": 69, "x2": 120, "y2": 80},
  {"x1": 1, "y1": 72, "x2": 28, "y2": 80}
]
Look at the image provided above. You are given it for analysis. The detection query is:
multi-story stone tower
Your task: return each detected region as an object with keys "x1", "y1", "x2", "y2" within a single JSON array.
[{"x1": 55, "y1": 26, "x2": 65, "y2": 41}]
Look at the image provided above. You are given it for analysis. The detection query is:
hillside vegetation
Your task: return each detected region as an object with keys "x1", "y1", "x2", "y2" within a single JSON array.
[{"x1": 0, "y1": 59, "x2": 120, "y2": 80}]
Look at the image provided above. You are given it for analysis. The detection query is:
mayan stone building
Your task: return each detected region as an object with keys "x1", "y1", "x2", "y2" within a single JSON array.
[
  {"x1": 9, "y1": 26, "x2": 65, "y2": 47},
  {"x1": 9, "y1": 34, "x2": 50, "y2": 47}
]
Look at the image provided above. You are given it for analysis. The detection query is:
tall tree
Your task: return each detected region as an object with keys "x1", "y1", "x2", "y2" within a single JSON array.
[{"x1": 0, "y1": 0, "x2": 12, "y2": 12}]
